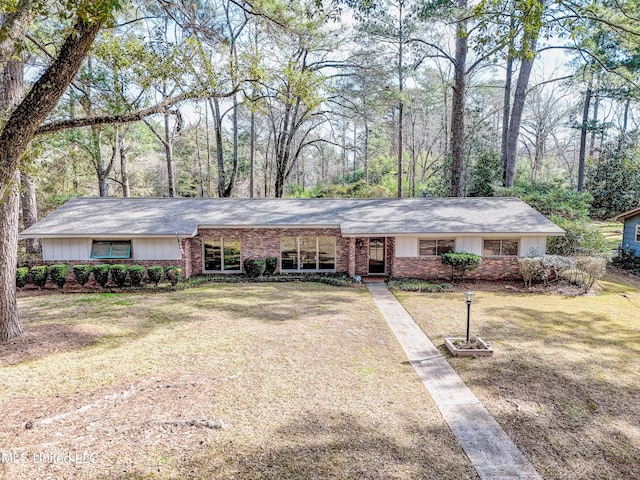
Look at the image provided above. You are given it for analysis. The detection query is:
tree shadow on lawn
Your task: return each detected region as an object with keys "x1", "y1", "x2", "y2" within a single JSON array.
[
  {"x1": 173, "y1": 411, "x2": 478, "y2": 480},
  {"x1": 0, "y1": 323, "x2": 100, "y2": 367},
  {"x1": 455, "y1": 307, "x2": 640, "y2": 479}
]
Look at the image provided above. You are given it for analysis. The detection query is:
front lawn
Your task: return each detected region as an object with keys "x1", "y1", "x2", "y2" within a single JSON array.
[
  {"x1": 396, "y1": 273, "x2": 640, "y2": 480},
  {"x1": 1, "y1": 284, "x2": 476, "y2": 479}
]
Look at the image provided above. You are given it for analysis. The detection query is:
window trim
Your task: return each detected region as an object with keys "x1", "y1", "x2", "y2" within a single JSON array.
[
  {"x1": 635, "y1": 225, "x2": 640, "y2": 243},
  {"x1": 280, "y1": 236, "x2": 336, "y2": 272},
  {"x1": 418, "y1": 238, "x2": 455, "y2": 257},
  {"x1": 482, "y1": 238, "x2": 520, "y2": 257},
  {"x1": 202, "y1": 237, "x2": 242, "y2": 273},
  {"x1": 90, "y1": 240, "x2": 132, "y2": 259}
]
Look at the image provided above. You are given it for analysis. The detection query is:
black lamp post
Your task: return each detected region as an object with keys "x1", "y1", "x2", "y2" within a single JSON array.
[{"x1": 464, "y1": 291, "x2": 474, "y2": 342}]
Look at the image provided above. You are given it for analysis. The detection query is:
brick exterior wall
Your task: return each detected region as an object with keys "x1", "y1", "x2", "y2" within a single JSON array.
[
  {"x1": 392, "y1": 256, "x2": 522, "y2": 281},
  {"x1": 190, "y1": 228, "x2": 351, "y2": 275}
]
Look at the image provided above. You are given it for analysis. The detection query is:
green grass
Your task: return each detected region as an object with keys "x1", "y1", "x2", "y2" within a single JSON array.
[
  {"x1": 594, "y1": 220, "x2": 623, "y2": 251},
  {"x1": 396, "y1": 273, "x2": 640, "y2": 480}
]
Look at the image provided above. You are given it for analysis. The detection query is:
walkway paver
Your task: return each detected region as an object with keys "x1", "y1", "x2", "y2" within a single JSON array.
[{"x1": 366, "y1": 283, "x2": 541, "y2": 480}]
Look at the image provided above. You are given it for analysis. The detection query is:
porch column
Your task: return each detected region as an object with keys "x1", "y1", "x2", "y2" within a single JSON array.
[{"x1": 348, "y1": 237, "x2": 356, "y2": 278}]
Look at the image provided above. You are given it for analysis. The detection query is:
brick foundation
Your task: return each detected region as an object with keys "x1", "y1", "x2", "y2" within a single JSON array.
[{"x1": 392, "y1": 256, "x2": 522, "y2": 281}]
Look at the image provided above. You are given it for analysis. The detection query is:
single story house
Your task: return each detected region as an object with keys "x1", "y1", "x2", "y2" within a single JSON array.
[
  {"x1": 20, "y1": 197, "x2": 565, "y2": 281},
  {"x1": 615, "y1": 206, "x2": 640, "y2": 255}
]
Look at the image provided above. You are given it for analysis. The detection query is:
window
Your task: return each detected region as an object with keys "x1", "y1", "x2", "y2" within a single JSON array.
[
  {"x1": 636, "y1": 225, "x2": 640, "y2": 243},
  {"x1": 203, "y1": 238, "x2": 241, "y2": 272},
  {"x1": 281, "y1": 236, "x2": 336, "y2": 271},
  {"x1": 483, "y1": 239, "x2": 519, "y2": 256},
  {"x1": 419, "y1": 239, "x2": 455, "y2": 256},
  {"x1": 90, "y1": 240, "x2": 131, "y2": 259}
]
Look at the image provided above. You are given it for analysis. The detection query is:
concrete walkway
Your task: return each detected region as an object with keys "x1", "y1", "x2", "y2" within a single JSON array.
[{"x1": 366, "y1": 283, "x2": 541, "y2": 480}]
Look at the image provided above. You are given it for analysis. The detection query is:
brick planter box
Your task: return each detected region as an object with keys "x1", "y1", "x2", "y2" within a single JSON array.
[{"x1": 444, "y1": 336, "x2": 494, "y2": 357}]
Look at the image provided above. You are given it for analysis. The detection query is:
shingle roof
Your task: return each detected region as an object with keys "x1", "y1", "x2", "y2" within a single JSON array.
[{"x1": 20, "y1": 197, "x2": 565, "y2": 238}]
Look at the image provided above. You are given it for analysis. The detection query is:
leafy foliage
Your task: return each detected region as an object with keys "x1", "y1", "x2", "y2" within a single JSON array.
[
  {"x1": 586, "y1": 142, "x2": 640, "y2": 219},
  {"x1": 147, "y1": 266, "x2": 164, "y2": 286},
  {"x1": 127, "y1": 265, "x2": 145, "y2": 287},
  {"x1": 49, "y1": 264, "x2": 68, "y2": 289},
  {"x1": 166, "y1": 266, "x2": 183, "y2": 286},
  {"x1": 16, "y1": 267, "x2": 30, "y2": 289},
  {"x1": 244, "y1": 259, "x2": 266, "y2": 277},
  {"x1": 72, "y1": 265, "x2": 93, "y2": 286},
  {"x1": 265, "y1": 257, "x2": 278, "y2": 275},
  {"x1": 110, "y1": 264, "x2": 128, "y2": 287},
  {"x1": 387, "y1": 279, "x2": 453, "y2": 292},
  {"x1": 467, "y1": 152, "x2": 502, "y2": 197},
  {"x1": 93, "y1": 264, "x2": 111, "y2": 287},
  {"x1": 440, "y1": 252, "x2": 482, "y2": 282},
  {"x1": 495, "y1": 180, "x2": 592, "y2": 221},
  {"x1": 547, "y1": 217, "x2": 609, "y2": 256},
  {"x1": 30, "y1": 266, "x2": 49, "y2": 289}
]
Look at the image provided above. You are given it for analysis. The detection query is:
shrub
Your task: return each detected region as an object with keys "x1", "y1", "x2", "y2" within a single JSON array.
[
  {"x1": 244, "y1": 259, "x2": 266, "y2": 277},
  {"x1": 93, "y1": 264, "x2": 111, "y2": 287},
  {"x1": 611, "y1": 248, "x2": 639, "y2": 270},
  {"x1": 49, "y1": 264, "x2": 68, "y2": 289},
  {"x1": 30, "y1": 265, "x2": 49, "y2": 289},
  {"x1": 128, "y1": 265, "x2": 145, "y2": 287},
  {"x1": 547, "y1": 217, "x2": 608, "y2": 256},
  {"x1": 147, "y1": 266, "x2": 164, "y2": 286},
  {"x1": 166, "y1": 266, "x2": 183, "y2": 286},
  {"x1": 575, "y1": 256, "x2": 607, "y2": 292},
  {"x1": 265, "y1": 257, "x2": 278, "y2": 275},
  {"x1": 16, "y1": 267, "x2": 29, "y2": 289},
  {"x1": 72, "y1": 265, "x2": 93, "y2": 286},
  {"x1": 387, "y1": 279, "x2": 453, "y2": 292},
  {"x1": 110, "y1": 264, "x2": 128, "y2": 288},
  {"x1": 441, "y1": 252, "x2": 482, "y2": 282}
]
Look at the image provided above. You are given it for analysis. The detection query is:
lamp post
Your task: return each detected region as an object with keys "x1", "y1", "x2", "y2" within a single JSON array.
[{"x1": 464, "y1": 291, "x2": 474, "y2": 343}]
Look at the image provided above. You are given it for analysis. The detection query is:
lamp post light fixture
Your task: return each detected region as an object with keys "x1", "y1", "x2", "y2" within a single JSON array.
[{"x1": 464, "y1": 291, "x2": 474, "y2": 343}]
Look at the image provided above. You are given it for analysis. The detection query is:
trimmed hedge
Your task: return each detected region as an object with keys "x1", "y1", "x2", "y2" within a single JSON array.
[
  {"x1": 49, "y1": 264, "x2": 68, "y2": 289},
  {"x1": 30, "y1": 266, "x2": 49, "y2": 288},
  {"x1": 16, "y1": 267, "x2": 29, "y2": 289},
  {"x1": 147, "y1": 266, "x2": 163, "y2": 286},
  {"x1": 166, "y1": 266, "x2": 183, "y2": 286},
  {"x1": 72, "y1": 265, "x2": 93, "y2": 286},
  {"x1": 441, "y1": 252, "x2": 482, "y2": 282},
  {"x1": 110, "y1": 264, "x2": 128, "y2": 287},
  {"x1": 265, "y1": 257, "x2": 278, "y2": 275},
  {"x1": 93, "y1": 264, "x2": 111, "y2": 287},
  {"x1": 244, "y1": 259, "x2": 266, "y2": 277},
  {"x1": 128, "y1": 265, "x2": 145, "y2": 287},
  {"x1": 387, "y1": 279, "x2": 453, "y2": 292}
]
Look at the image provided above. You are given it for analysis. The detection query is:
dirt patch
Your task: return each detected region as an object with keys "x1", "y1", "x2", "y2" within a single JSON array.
[{"x1": 0, "y1": 324, "x2": 100, "y2": 366}]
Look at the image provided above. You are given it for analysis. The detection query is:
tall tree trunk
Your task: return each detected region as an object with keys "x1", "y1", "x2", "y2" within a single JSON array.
[
  {"x1": 503, "y1": 2, "x2": 542, "y2": 188},
  {"x1": 20, "y1": 170, "x2": 39, "y2": 253},
  {"x1": 577, "y1": 80, "x2": 592, "y2": 192},
  {"x1": 0, "y1": 17, "x2": 102, "y2": 341},
  {"x1": 204, "y1": 100, "x2": 212, "y2": 197},
  {"x1": 619, "y1": 97, "x2": 631, "y2": 150},
  {"x1": 501, "y1": 52, "x2": 514, "y2": 185},
  {"x1": 0, "y1": 60, "x2": 23, "y2": 341},
  {"x1": 397, "y1": 0, "x2": 404, "y2": 198},
  {"x1": 589, "y1": 90, "x2": 599, "y2": 158},
  {"x1": 164, "y1": 111, "x2": 176, "y2": 197},
  {"x1": 449, "y1": 0, "x2": 468, "y2": 197},
  {"x1": 364, "y1": 119, "x2": 369, "y2": 183},
  {"x1": 212, "y1": 98, "x2": 226, "y2": 197},
  {"x1": 119, "y1": 127, "x2": 130, "y2": 197},
  {"x1": 249, "y1": 109, "x2": 255, "y2": 198}
]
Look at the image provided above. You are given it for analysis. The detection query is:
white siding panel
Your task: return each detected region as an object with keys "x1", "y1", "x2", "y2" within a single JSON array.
[
  {"x1": 42, "y1": 238, "x2": 90, "y2": 261},
  {"x1": 396, "y1": 237, "x2": 417, "y2": 257},
  {"x1": 133, "y1": 238, "x2": 181, "y2": 260},
  {"x1": 455, "y1": 237, "x2": 482, "y2": 255},
  {"x1": 520, "y1": 237, "x2": 547, "y2": 256}
]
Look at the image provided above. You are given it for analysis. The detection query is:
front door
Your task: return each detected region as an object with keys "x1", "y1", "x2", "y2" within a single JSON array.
[{"x1": 368, "y1": 238, "x2": 386, "y2": 274}]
